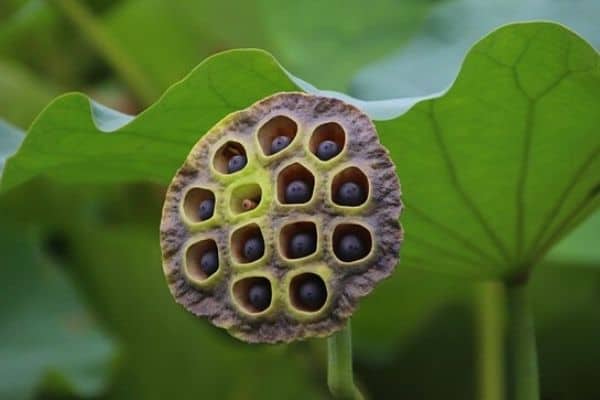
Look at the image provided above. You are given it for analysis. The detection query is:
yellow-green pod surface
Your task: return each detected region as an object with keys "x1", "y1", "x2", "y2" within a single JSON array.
[{"x1": 160, "y1": 92, "x2": 402, "y2": 343}]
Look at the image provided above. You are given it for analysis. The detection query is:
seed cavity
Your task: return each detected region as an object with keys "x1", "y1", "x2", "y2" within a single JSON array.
[
  {"x1": 333, "y1": 223, "x2": 372, "y2": 262},
  {"x1": 309, "y1": 122, "x2": 345, "y2": 161},
  {"x1": 183, "y1": 187, "x2": 216, "y2": 223},
  {"x1": 231, "y1": 223, "x2": 265, "y2": 264},
  {"x1": 229, "y1": 183, "x2": 262, "y2": 215},
  {"x1": 213, "y1": 141, "x2": 247, "y2": 174},
  {"x1": 233, "y1": 277, "x2": 272, "y2": 313},
  {"x1": 257, "y1": 115, "x2": 297, "y2": 156},
  {"x1": 290, "y1": 273, "x2": 327, "y2": 312},
  {"x1": 277, "y1": 163, "x2": 315, "y2": 205},
  {"x1": 185, "y1": 239, "x2": 219, "y2": 281},
  {"x1": 332, "y1": 167, "x2": 369, "y2": 207},
  {"x1": 279, "y1": 221, "x2": 318, "y2": 260}
]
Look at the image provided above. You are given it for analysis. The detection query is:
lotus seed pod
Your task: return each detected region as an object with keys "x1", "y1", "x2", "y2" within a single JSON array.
[{"x1": 160, "y1": 92, "x2": 403, "y2": 343}]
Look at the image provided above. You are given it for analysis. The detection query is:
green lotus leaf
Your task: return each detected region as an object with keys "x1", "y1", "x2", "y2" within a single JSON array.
[{"x1": 1, "y1": 22, "x2": 598, "y2": 283}]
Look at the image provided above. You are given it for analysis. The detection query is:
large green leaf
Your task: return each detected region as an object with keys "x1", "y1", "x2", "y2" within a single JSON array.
[
  {"x1": 351, "y1": 0, "x2": 600, "y2": 99},
  {"x1": 2, "y1": 22, "x2": 598, "y2": 282},
  {"x1": 0, "y1": 222, "x2": 116, "y2": 399},
  {"x1": 379, "y1": 23, "x2": 599, "y2": 279}
]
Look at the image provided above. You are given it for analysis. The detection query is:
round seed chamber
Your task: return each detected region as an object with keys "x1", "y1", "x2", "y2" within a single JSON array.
[{"x1": 160, "y1": 92, "x2": 402, "y2": 343}]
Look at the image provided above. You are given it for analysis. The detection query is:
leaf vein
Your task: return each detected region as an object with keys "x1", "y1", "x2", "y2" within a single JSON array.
[{"x1": 428, "y1": 101, "x2": 513, "y2": 264}]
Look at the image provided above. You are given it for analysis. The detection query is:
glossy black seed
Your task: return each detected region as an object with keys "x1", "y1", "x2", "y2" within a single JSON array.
[
  {"x1": 248, "y1": 281, "x2": 271, "y2": 311},
  {"x1": 316, "y1": 140, "x2": 340, "y2": 160},
  {"x1": 335, "y1": 182, "x2": 366, "y2": 206},
  {"x1": 270, "y1": 135, "x2": 291, "y2": 154},
  {"x1": 197, "y1": 198, "x2": 215, "y2": 220},
  {"x1": 337, "y1": 234, "x2": 367, "y2": 262},
  {"x1": 227, "y1": 154, "x2": 247, "y2": 173},
  {"x1": 243, "y1": 236, "x2": 264, "y2": 262},
  {"x1": 289, "y1": 232, "x2": 316, "y2": 258},
  {"x1": 285, "y1": 180, "x2": 311, "y2": 203},
  {"x1": 199, "y1": 250, "x2": 218, "y2": 277},
  {"x1": 298, "y1": 276, "x2": 327, "y2": 311}
]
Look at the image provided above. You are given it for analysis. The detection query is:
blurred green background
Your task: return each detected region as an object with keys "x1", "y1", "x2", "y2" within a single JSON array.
[{"x1": 1, "y1": 1, "x2": 599, "y2": 399}]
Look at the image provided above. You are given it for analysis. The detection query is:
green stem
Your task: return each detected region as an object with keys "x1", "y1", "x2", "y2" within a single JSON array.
[
  {"x1": 50, "y1": 0, "x2": 158, "y2": 105},
  {"x1": 475, "y1": 281, "x2": 505, "y2": 400},
  {"x1": 476, "y1": 279, "x2": 539, "y2": 400},
  {"x1": 327, "y1": 321, "x2": 364, "y2": 400},
  {"x1": 505, "y1": 281, "x2": 539, "y2": 400}
]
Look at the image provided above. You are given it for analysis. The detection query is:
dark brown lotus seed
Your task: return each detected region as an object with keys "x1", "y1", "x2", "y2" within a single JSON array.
[
  {"x1": 227, "y1": 154, "x2": 247, "y2": 173},
  {"x1": 316, "y1": 140, "x2": 340, "y2": 160},
  {"x1": 336, "y1": 233, "x2": 367, "y2": 262},
  {"x1": 271, "y1": 135, "x2": 291, "y2": 154},
  {"x1": 289, "y1": 232, "x2": 316, "y2": 258},
  {"x1": 243, "y1": 236, "x2": 264, "y2": 262},
  {"x1": 248, "y1": 281, "x2": 271, "y2": 311},
  {"x1": 199, "y1": 250, "x2": 218, "y2": 277},
  {"x1": 335, "y1": 182, "x2": 365, "y2": 206},
  {"x1": 198, "y1": 198, "x2": 215, "y2": 220},
  {"x1": 298, "y1": 275, "x2": 327, "y2": 311},
  {"x1": 285, "y1": 180, "x2": 311, "y2": 203}
]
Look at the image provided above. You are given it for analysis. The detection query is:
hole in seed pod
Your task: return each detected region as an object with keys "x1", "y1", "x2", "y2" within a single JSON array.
[
  {"x1": 233, "y1": 277, "x2": 272, "y2": 313},
  {"x1": 331, "y1": 167, "x2": 369, "y2": 207},
  {"x1": 277, "y1": 163, "x2": 315, "y2": 204},
  {"x1": 279, "y1": 221, "x2": 318, "y2": 259},
  {"x1": 231, "y1": 223, "x2": 265, "y2": 264},
  {"x1": 229, "y1": 183, "x2": 262, "y2": 215},
  {"x1": 333, "y1": 223, "x2": 372, "y2": 262},
  {"x1": 290, "y1": 273, "x2": 327, "y2": 312},
  {"x1": 213, "y1": 141, "x2": 247, "y2": 174},
  {"x1": 257, "y1": 115, "x2": 298, "y2": 156},
  {"x1": 183, "y1": 187, "x2": 216, "y2": 222},
  {"x1": 309, "y1": 122, "x2": 345, "y2": 161},
  {"x1": 185, "y1": 239, "x2": 219, "y2": 280}
]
